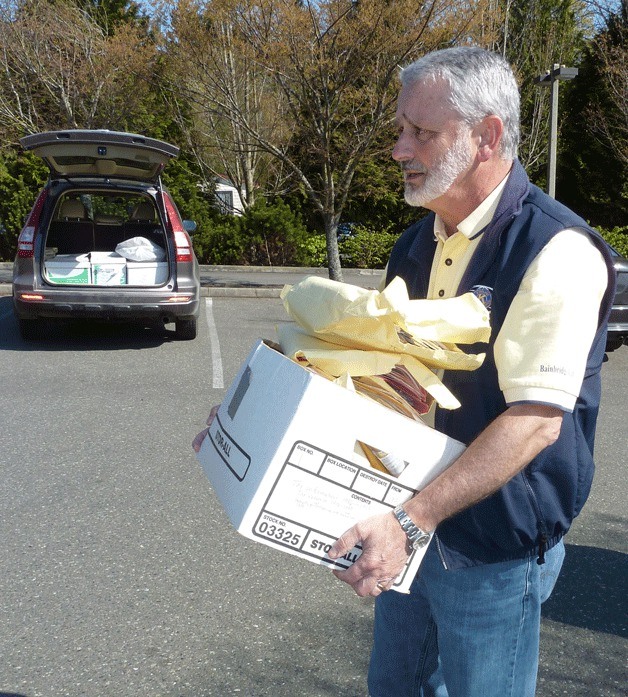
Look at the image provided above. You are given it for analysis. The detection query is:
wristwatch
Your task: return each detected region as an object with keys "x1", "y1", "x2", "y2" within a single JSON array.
[{"x1": 393, "y1": 505, "x2": 431, "y2": 550}]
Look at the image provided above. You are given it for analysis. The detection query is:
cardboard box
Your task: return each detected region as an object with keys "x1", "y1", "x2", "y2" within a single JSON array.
[
  {"x1": 196, "y1": 340, "x2": 466, "y2": 593},
  {"x1": 126, "y1": 261, "x2": 168, "y2": 285},
  {"x1": 45, "y1": 254, "x2": 91, "y2": 284},
  {"x1": 91, "y1": 252, "x2": 127, "y2": 285}
]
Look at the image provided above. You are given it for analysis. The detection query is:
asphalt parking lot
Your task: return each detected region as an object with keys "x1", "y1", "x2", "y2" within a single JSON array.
[{"x1": 0, "y1": 271, "x2": 626, "y2": 697}]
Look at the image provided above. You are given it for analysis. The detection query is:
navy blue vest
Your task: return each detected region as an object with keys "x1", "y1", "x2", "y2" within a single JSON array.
[{"x1": 386, "y1": 160, "x2": 616, "y2": 568}]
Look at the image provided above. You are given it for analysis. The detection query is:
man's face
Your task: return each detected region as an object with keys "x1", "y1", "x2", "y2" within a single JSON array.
[{"x1": 393, "y1": 78, "x2": 474, "y2": 209}]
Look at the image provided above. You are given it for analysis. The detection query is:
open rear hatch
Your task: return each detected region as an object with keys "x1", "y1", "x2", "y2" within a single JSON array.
[
  {"x1": 20, "y1": 129, "x2": 179, "y2": 183},
  {"x1": 18, "y1": 129, "x2": 179, "y2": 288}
]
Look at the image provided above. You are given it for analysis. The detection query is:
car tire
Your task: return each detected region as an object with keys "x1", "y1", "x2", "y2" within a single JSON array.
[
  {"x1": 175, "y1": 318, "x2": 197, "y2": 340},
  {"x1": 605, "y1": 337, "x2": 624, "y2": 352}
]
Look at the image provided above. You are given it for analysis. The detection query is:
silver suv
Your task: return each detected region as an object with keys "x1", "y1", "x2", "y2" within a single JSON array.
[{"x1": 13, "y1": 130, "x2": 200, "y2": 340}]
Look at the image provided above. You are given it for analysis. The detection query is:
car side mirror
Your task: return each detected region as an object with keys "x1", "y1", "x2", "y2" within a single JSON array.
[{"x1": 183, "y1": 220, "x2": 197, "y2": 234}]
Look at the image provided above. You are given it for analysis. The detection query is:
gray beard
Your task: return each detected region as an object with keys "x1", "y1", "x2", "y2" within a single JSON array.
[{"x1": 403, "y1": 132, "x2": 472, "y2": 208}]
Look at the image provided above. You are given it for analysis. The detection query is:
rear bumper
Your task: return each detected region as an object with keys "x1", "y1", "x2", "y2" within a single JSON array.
[{"x1": 13, "y1": 284, "x2": 200, "y2": 323}]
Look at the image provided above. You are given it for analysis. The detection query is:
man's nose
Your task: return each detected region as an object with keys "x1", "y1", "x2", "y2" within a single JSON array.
[{"x1": 392, "y1": 132, "x2": 412, "y2": 162}]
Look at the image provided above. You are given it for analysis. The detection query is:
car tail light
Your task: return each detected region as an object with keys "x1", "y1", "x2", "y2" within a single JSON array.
[
  {"x1": 166, "y1": 294, "x2": 193, "y2": 303},
  {"x1": 173, "y1": 229, "x2": 194, "y2": 263},
  {"x1": 162, "y1": 192, "x2": 193, "y2": 263},
  {"x1": 17, "y1": 189, "x2": 48, "y2": 258}
]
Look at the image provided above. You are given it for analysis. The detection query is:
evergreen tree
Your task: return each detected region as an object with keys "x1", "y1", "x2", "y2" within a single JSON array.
[
  {"x1": 495, "y1": 0, "x2": 591, "y2": 179},
  {"x1": 558, "y1": 3, "x2": 627, "y2": 228}
]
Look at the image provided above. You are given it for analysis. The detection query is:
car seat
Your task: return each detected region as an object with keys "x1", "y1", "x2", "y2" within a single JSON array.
[
  {"x1": 47, "y1": 199, "x2": 94, "y2": 254},
  {"x1": 124, "y1": 200, "x2": 164, "y2": 247}
]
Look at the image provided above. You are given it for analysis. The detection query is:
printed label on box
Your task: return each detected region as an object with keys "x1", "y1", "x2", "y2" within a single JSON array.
[
  {"x1": 252, "y1": 440, "x2": 417, "y2": 589},
  {"x1": 93, "y1": 264, "x2": 127, "y2": 285},
  {"x1": 208, "y1": 413, "x2": 252, "y2": 481}
]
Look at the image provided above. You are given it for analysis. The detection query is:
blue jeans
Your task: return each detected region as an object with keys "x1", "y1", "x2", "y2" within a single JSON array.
[{"x1": 368, "y1": 538, "x2": 565, "y2": 697}]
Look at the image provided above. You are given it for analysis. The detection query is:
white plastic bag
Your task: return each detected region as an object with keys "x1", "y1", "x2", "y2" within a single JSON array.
[{"x1": 115, "y1": 236, "x2": 166, "y2": 262}]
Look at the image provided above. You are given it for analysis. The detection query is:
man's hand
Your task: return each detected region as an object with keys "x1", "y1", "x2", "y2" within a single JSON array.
[
  {"x1": 192, "y1": 405, "x2": 220, "y2": 453},
  {"x1": 328, "y1": 511, "x2": 411, "y2": 597}
]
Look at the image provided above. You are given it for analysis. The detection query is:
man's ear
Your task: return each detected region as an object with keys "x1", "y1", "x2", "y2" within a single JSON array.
[{"x1": 475, "y1": 115, "x2": 504, "y2": 161}]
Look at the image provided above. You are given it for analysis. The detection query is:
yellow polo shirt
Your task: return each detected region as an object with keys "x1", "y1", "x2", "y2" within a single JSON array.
[
  {"x1": 382, "y1": 180, "x2": 608, "y2": 413},
  {"x1": 431, "y1": 182, "x2": 608, "y2": 412}
]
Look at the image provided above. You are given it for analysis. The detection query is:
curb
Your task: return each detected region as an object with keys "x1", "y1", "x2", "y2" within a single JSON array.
[
  {"x1": 0, "y1": 264, "x2": 379, "y2": 299},
  {"x1": 0, "y1": 284, "x2": 282, "y2": 298},
  {"x1": 200, "y1": 286, "x2": 282, "y2": 298}
]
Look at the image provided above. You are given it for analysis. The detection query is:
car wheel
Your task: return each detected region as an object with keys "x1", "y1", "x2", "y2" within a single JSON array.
[
  {"x1": 175, "y1": 318, "x2": 197, "y2": 340},
  {"x1": 605, "y1": 338, "x2": 624, "y2": 352},
  {"x1": 18, "y1": 318, "x2": 43, "y2": 340}
]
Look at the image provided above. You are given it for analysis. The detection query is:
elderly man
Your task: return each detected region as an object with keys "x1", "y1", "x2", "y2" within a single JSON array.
[{"x1": 327, "y1": 47, "x2": 616, "y2": 696}]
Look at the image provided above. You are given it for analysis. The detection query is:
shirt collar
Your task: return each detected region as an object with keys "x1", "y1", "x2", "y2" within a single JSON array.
[{"x1": 433, "y1": 175, "x2": 509, "y2": 243}]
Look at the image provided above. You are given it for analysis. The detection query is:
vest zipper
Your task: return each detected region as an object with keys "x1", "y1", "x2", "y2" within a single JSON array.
[
  {"x1": 522, "y1": 470, "x2": 548, "y2": 565},
  {"x1": 434, "y1": 533, "x2": 448, "y2": 570},
  {"x1": 537, "y1": 532, "x2": 548, "y2": 565}
]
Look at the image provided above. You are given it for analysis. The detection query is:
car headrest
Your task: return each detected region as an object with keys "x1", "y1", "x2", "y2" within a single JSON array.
[
  {"x1": 129, "y1": 201, "x2": 156, "y2": 222},
  {"x1": 59, "y1": 199, "x2": 86, "y2": 220}
]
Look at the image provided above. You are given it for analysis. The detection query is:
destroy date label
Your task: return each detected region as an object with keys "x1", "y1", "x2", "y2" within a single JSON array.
[{"x1": 250, "y1": 441, "x2": 417, "y2": 585}]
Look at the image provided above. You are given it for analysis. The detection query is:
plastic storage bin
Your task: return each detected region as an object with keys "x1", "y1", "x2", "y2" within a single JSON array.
[
  {"x1": 126, "y1": 261, "x2": 168, "y2": 285},
  {"x1": 45, "y1": 254, "x2": 91, "y2": 284}
]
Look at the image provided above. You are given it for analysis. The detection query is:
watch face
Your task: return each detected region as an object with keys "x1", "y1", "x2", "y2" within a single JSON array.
[{"x1": 411, "y1": 534, "x2": 430, "y2": 549}]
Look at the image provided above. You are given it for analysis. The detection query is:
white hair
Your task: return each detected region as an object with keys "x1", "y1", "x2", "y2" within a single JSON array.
[{"x1": 400, "y1": 46, "x2": 520, "y2": 159}]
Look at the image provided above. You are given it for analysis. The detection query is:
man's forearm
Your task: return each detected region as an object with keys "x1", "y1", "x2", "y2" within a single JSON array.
[{"x1": 404, "y1": 404, "x2": 564, "y2": 531}]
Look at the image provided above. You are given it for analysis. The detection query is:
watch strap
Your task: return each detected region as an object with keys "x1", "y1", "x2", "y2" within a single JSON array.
[{"x1": 393, "y1": 504, "x2": 431, "y2": 550}]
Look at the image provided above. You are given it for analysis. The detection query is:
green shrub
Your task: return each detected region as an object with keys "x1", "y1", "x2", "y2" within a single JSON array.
[
  {"x1": 161, "y1": 159, "x2": 225, "y2": 252},
  {"x1": 599, "y1": 226, "x2": 628, "y2": 257},
  {"x1": 297, "y1": 233, "x2": 328, "y2": 267},
  {"x1": 193, "y1": 216, "x2": 245, "y2": 265},
  {"x1": 339, "y1": 225, "x2": 400, "y2": 269},
  {"x1": 0, "y1": 152, "x2": 48, "y2": 261},
  {"x1": 195, "y1": 198, "x2": 310, "y2": 266},
  {"x1": 241, "y1": 198, "x2": 310, "y2": 266}
]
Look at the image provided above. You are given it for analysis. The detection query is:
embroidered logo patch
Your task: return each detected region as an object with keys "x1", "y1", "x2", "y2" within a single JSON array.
[{"x1": 471, "y1": 285, "x2": 493, "y2": 310}]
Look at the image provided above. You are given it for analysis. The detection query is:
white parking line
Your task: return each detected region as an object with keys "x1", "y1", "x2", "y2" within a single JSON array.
[{"x1": 204, "y1": 297, "x2": 224, "y2": 389}]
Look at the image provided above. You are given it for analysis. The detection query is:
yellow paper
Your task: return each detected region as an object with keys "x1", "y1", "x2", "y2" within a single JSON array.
[
  {"x1": 381, "y1": 277, "x2": 491, "y2": 344},
  {"x1": 278, "y1": 275, "x2": 491, "y2": 412},
  {"x1": 280, "y1": 276, "x2": 490, "y2": 370}
]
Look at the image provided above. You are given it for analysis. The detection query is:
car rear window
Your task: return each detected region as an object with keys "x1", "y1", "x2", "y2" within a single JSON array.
[
  {"x1": 45, "y1": 191, "x2": 166, "y2": 258},
  {"x1": 52, "y1": 192, "x2": 156, "y2": 221},
  {"x1": 53, "y1": 155, "x2": 155, "y2": 175}
]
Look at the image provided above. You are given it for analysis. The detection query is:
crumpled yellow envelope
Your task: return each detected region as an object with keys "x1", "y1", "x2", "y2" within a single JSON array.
[
  {"x1": 280, "y1": 275, "x2": 491, "y2": 369},
  {"x1": 278, "y1": 276, "x2": 492, "y2": 411}
]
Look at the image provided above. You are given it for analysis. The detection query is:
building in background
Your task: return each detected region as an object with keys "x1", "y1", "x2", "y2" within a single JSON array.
[{"x1": 215, "y1": 177, "x2": 244, "y2": 215}]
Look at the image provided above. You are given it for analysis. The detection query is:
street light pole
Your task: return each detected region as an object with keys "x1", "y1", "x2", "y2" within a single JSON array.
[{"x1": 535, "y1": 64, "x2": 578, "y2": 198}]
